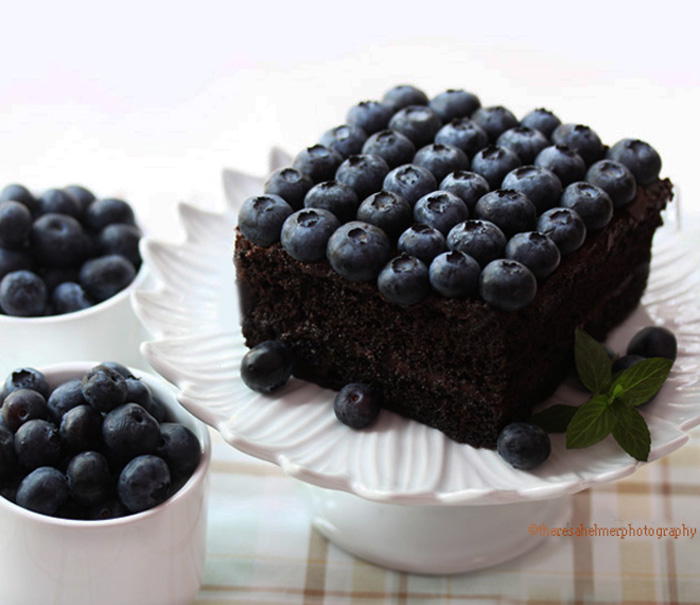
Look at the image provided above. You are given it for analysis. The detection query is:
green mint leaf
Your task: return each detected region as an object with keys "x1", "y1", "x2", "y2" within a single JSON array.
[
  {"x1": 575, "y1": 328, "x2": 613, "y2": 395},
  {"x1": 566, "y1": 394, "x2": 616, "y2": 449},
  {"x1": 610, "y1": 401, "x2": 651, "y2": 461},
  {"x1": 529, "y1": 404, "x2": 579, "y2": 433},
  {"x1": 612, "y1": 357, "x2": 673, "y2": 407}
]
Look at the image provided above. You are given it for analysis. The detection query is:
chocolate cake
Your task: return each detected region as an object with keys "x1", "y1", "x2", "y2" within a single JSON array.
[{"x1": 233, "y1": 86, "x2": 673, "y2": 448}]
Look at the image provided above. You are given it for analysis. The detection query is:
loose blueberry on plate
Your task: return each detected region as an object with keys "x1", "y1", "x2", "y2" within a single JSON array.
[
  {"x1": 383, "y1": 164, "x2": 437, "y2": 207},
  {"x1": 362, "y1": 129, "x2": 416, "y2": 169},
  {"x1": 446, "y1": 219, "x2": 507, "y2": 267},
  {"x1": 627, "y1": 326, "x2": 677, "y2": 362},
  {"x1": 612, "y1": 354, "x2": 645, "y2": 374},
  {"x1": 479, "y1": 259, "x2": 537, "y2": 311},
  {"x1": 304, "y1": 180, "x2": 359, "y2": 224},
  {"x1": 281, "y1": 208, "x2": 340, "y2": 262},
  {"x1": 434, "y1": 118, "x2": 489, "y2": 158},
  {"x1": 240, "y1": 340, "x2": 295, "y2": 394},
  {"x1": 606, "y1": 138, "x2": 661, "y2": 186},
  {"x1": 439, "y1": 170, "x2": 490, "y2": 213},
  {"x1": 335, "y1": 154, "x2": 390, "y2": 202},
  {"x1": 428, "y1": 89, "x2": 481, "y2": 122},
  {"x1": 470, "y1": 145, "x2": 521, "y2": 189},
  {"x1": 501, "y1": 165, "x2": 562, "y2": 214},
  {"x1": 413, "y1": 190, "x2": 469, "y2": 235},
  {"x1": 377, "y1": 253, "x2": 430, "y2": 306},
  {"x1": 327, "y1": 221, "x2": 391, "y2": 282},
  {"x1": 519, "y1": 107, "x2": 561, "y2": 138},
  {"x1": 334, "y1": 383, "x2": 383, "y2": 429},
  {"x1": 497, "y1": 422, "x2": 551, "y2": 470},
  {"x1": 429, "y1": 250, "x2": 481, "y2": 298},
  {"x1": 264, "y1": 167, "x2": 314, "y2": 211},
  {"x1": 536, "y1": 207, "x2": 587, "y2": 255},
  {"x1": 388, "y1": 105, "x2": 443, "y2": 148}
]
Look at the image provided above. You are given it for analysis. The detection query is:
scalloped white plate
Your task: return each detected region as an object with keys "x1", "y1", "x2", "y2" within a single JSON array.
[{"x1": 134, "y1": 154, "x2": 700, "y2": 505}]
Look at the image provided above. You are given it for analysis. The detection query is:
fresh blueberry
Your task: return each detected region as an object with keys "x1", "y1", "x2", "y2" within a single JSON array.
[
  {"x1": 14, "y1": 419, "x2": 62, "y2": 470},
  {"x1": 238, "y1": 194, "x2": 293, "y2": 248},
  {"x1": 66, "y1": 451, "x2": 111, "y2": 506},
  {"x1": 446, "y1": 219, "x2": 507, "y2": 267},
  {"x1": 471, "y1": 106, "x2": 519, "y2": 142},
  {"x1": 536, "y1": 207, "x2": 587, "y2": 255},
  {"x1": 497, "y1": 422, "x2": 551, "y2": 470},
  {"x1": 346, "y1": 100, "x2": 393, "y2": 134},
  {"x1": 388, "y1": 105, "x2": 443, "y2": 148},
  {"x1": 586, "y1": 159, "x2": 637, "y2": 209},
  {"x1": 37, "y1": 188, "x2": 81, "y2": 219},
  {"x1": 103, "y1": 403, "x2": 160, "y2": 465},
  {"x1": 434, "y1": 118, "x2": 489, "y2": 158},
  {"x1": 505, "y1": 231, "x2": 561, "y2": 279},
  {"x1": 123, "y1": 376, "x2": 163, "y2": 422},
  {"x1": 0, "y1": 201, "x2": 32, "y2": 249},
  {"x1": 60, "y1": 404, "x2": 103, "y2": 453},
  {"x1": 428, "y1": 250, "x2": 481, "y2": 298},
  {"x1": 501, "y1": 165, "x2": 563, "y2": 214},
  {"x1": 16, "y1": 466, "x2": 68, "y2": 515},
  {"x1": 0, "y1": 424, "x2": 17, "y2": 479},
  {"x1": 63, "y1": 185, "x2": 96, "y2": 213},
  {"x1": 551, "y1": 123, "x2": 604, "y2": 166},
  {"x1": 0, "y1": 248, "x2": 34, "y2": 281},
  {"x1": 79, "y1": 254, "x2": 136, "y2": 302},
  {"x1": 627, "y1": 326, "x2": 677, "y2": 361},
  {"x1": 0, "y1": 183, "x2": 39, "y2": 216},
  {"x1": 435, "y1": 172, "x2": 489, "y2": 217},
  {"x1": 118, "y1": 454, "x2": 171, "y2": 513},
  {"x1": 612, "y1": 354, "x2": 645, "y2": 374},
  {"x1": 520, "y1": 108, "x2": 561, "y2": 138},
  {"x1": 326, "y1": 221, "x2": 391, "y2": 282},
  {"x1": 356, "y1": 191, "x2": 412, "y2": 241},
  {"x1": 31, "y1": 212, "x2": 89, "y2": 268},
  {"x1": 84, "y1": 198, "x2": 136, "y2": 231},
  {"x1": 155, "y1": 423, "x2": 202, "y2": 483},
  {"x1": 303, "y1": 180, "x2": 359, "y2": 224},
  {"x1": 37, "y1": 267, "x2": 79, "y2": 294},
  {"x1": 382, "y1": 164, "x2": 437, "y2": 206},
  {"x1": 240, "y1": 340, "x2": 295, "y2": 394},
  {"x1": 1, "y1": 389, "x2": 49, "y2": 432},
  {"x1": 428, "y1": 89, "x2": 481, "y2": 121},
  {"x1": 397, "y1": 223, "x2": 447, "y2": 265},
  {"x1": 413, "y1": 190, "x2": 469, "y2": 235},
  {"x1": 479, "y1": 259, "x2": 537, "y2": 311},
  {"x1": 98, "y1": 223, "x2": 142, "y2": 268},
  {"x1": 470, "y1": 145, "x2": 521, "y2": 189},
  {"x1": 263, "y1": 167, "x2": 314, "y2": 210},
  {"x1": 560, "y1": 182, "x2": 613, "y2": 231},
  {"x1": 413, "y1": 143, "x2": 470, "y2": 183},
  {"x1": 496, "y1": 126, "x2": 549, "y2": 164},
  {"x1": 361, "y1": 129, "x2": 416, "y2": 169},
  {"x1": 81, "y1": 364, "x2": 128, "y2": 413},
  {"x1": 47, "y1": 379, "x2": 87, "y2": 422},
  {"x1": 334, "y1": 383, "x2": 382, "y2": 429},
  {"x1": 101, "y1": 361, "x2": 134, "y2": 378},
  {"x1": 0, "y1": 270, "x2": 47, "y2": 316},
  {"x1": 2, "y1": 367, "x2": 50, "y2": 401},
  {"x1": 281, "y1": 208, "x2": 340, "y2": 262},
  {"x1": 335, "y1": 154, "x2": 390, "y2": 203},
  {"x1": 473, "y1": 189, "x2": 537, "y2": 237},
  {"x1": 293, "y1": 144, "x2": 344, "y2": 183},
  {"x1": 606, "y1": 138, "x2": 661, "y2": 186},
  {"x1": 534, "y1": 144, "x2": 587, "y2": 186},
  {"x1": 320, "y1": 124, "x2": 368, "y2": 158},
  {"x1": 86, "y1": 497, "x2": 129, "y2": 520},
  {"x1": 381, "y1": 84, "x2": 429, "y2": 113},
  {"x1": 51, "y1": 281, "x2": 93, "y2": 314},
  {"x1": 377, "y1": 253, "x2": 430, "y2": 306}
]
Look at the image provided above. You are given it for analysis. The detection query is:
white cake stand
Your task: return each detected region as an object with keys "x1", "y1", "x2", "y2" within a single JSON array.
[{"x1": 132, "y1": 154, "x2": 700, "y2": 574}]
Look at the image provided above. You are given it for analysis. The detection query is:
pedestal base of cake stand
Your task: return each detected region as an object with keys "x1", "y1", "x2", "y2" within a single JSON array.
[{"x1": 298, "y1": 483, "x2": 571, "y2": 575}]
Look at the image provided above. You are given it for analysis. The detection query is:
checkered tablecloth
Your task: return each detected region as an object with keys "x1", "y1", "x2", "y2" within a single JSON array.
[{"x1": 193, "y1": 428, "x2": 700, "y2": 605}]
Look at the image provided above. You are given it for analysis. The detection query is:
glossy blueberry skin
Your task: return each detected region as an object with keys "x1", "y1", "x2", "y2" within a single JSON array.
[
  {"x1": 497, "y1": 422, "x2": 551, "y2": 470},
  {"x1": 118, "y1": 454, "x2": 171, "y2": 513},
  {"x1": 125, "y1": 376, "x2": 166, "y2": 423},
  {"x1": 1, "y1": 389, "x2": 49, "y2": 432},
  {"x1": 334, "y1": 383, "x2": 382, "y2": 429},
  {"x1": 155, "y1": 423, "x2": 202, "y2": 482},
  {"x1": 37, "y1": 188, "x2": 82, "y2": 219},
  {"x1": 586, "y1": 159, "x2": 637, "y2": 208},
  {"x1": 470, "y1": 145, "x2": 522, "y2": 189},
  {"x1": 79, "y1": 254, "x2": 136, "y2": 302},
  {"x1": 84, "y1": 198, "x2": 136, "y2": 231},
  {"x1": 413, "y1": 143, "x2": 470, "y2": 183},
  {"x1": 51, "y1": 281, "x2": 93, "y2": 314},
  {"x1": 496, "y1": 126, "x2": 550, "y2": 164},
  {"x1": 16, "y1": 466, "x2": 68, "y2": 515},
  {"x1": 382, "y1": 84, "x2": 429, "y2": 113},
  {"x1": 304, "y1": 180, "x2": 359, "y2": 224},
  {"x1": 14, "y1": 419, "x2": 62, "y2": 470},
  {"x1": 413, "y1": 191, "x2": 470, "y2": 235},
  {"x1": 320, "y1": 124, "x2": 368, "y2": 158},
  {"x1": 446, "y1": 219, "x2": 507, "y2": 267},
  {"x1": 534, "y1": 144, "x2": 587, "y2": 186},
  {"x1": 98, "y1": 223, "x2": 142, "y2": 268},
  {"x1": 63, "y1": 185, "x2": 96, "y2": 213},
  {"x1": 606, "y1": 138, "x2": 661, "y2": 187},
  {"x1": 383, "y1": 164, "x2": 437, "y2": 207},
  {"x1": 240, "y1": 340, "x2": 295, "y2": 394},
  {"x1": 397, "y1": 223, "x2": 447, "y2": 265},
  {"x1": 361, "y1": 129, "x2": 416, "y2": 169},
  {"x1": 0, "y1": 270, "x2": 47, "y2": 316},
  {"x1": 0, "y1": 200, "x2": 32, "y2": 249},
  {"x1": 0, "y1": 424, "x2": 17, "y2": 479},
  {"x1": 428, "y1": 89, "x2": 481, "y2": 122},
  {"x1": 520, "y1": 108, "x2": 561, "y2": 138},
  {"x1": 2, "y1": 367, "x2": 50, "y2": 402},
  {"x1": 377, "y1": 253, "x2": 430, "y2": 306},
  {"x1": 479, "y1": 259, "x2": 537, "y2": 311},
  {"x1": 335, "y1": 154, "x2": 390, "y2": 202},
  {"x1": 627, "y1": 326, "x2": 677, "y2": 361},
  {"x1": 388, "y1": 105, "x2": 443, "y2": 148},
  {"x1": 505, "y1": 231, "x2": 561, "y2": 280},
  {"x1": 473, "y1": 189, "x2": 537, "y2": 238},
  {"x1": 102, "y1": 403, "x2": 160, "y2": 465},
  {"x1": 47, "y1": 379, "x2": 87, "y2": 422},
  {"x1": 264, "y1": 167, "x2": 314, "y2": 210},
  {"x1": 501, "y1": 165, "x2": 563, "y2": 214},
  {"x1": 238, "y1": 194, "x2": 294, "y2": 247},
  {"x1": 428, "y1": 250, "x2": 481, "y2": 298},
  {"x1": 434, "y1": 118, "x2": 489, "y2": 158},
  {"x1": 346, "y1": 100, "x2": 393, "y2": 134},
  {"x1": 66, "y1": 451, "x2": 111, "y2": 506},
  {"x1": 102, "y1": 361, "x2": 133, "y2": 378},
  {"x1": 551, "y1": 123, "x2": 604, "y2": 166},
  {"x1": 356, "y1": 191, "x2": 412, "y2": 241},
  {"x1": 0, "y1": 248, "x2": 34, "y2": 281},
  {"x1": 439, "y1": 171, "x2": 490, "y2": 213},
  {"x1": 537, "y1": 207, "x2": 587, "y2": 255},
  {"x1": 559, "y1": 182, "x2": 613, "y2": 231},
  {"x1": 31, "y1": 213, "x2": 89, "y2": 269},
  {"x1": 471, "y1": 105, "x2": 519, "y2": 142},
  {"x1": 327, "y1": 221, "x2": 391, "y2": 282},
  {"x1": 292, "y1": 144, "x2": 344, "y2": 183},
  {"x1": 281, "y1": 208, "x2": 340, "y2": 262},
  {"x1": 59, "y1": 404, "x2": 104, "y2": 453},
  {"x1": 0, "y1": 183, "x2": 39, "y2": 216},
  {"x1": 612, "y1": 354, "x2": 645, "y2": 374},
  {"x1": 81, "y1": 364, "x2": 128, "y2": 413}
]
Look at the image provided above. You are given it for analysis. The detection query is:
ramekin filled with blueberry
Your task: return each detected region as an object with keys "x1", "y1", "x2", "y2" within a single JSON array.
[{"x1": 0, "y1": 362, "x2": 211, "y2": 605}]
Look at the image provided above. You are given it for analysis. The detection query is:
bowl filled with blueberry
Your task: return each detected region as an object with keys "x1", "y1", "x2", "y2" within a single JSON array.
[
  {"x1": 0, "y1": 361, "x2": 211, "y2": 605},
  {"x1": 0, "y1": 183, "x2": 149, "y2": 376}
]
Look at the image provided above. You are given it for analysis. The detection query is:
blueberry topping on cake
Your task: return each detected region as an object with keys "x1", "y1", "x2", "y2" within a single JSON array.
[
  {"x1": 473, "y1": 189, "x2": 537, "y2": 238},
  {"x1": 397, "y1": 223, "x2": 447, "y2": 265},
  {"x1": 434, "y1": 118, "x2": 489, "y2": 158},
  {"x1": 293, "y1": 144, "x2": 344, "y2": 183},
  {"x1": 281, "y1": 208, "x2": 340, "y2": 262},
  {"x1": 413, "y1": 190, "x2": 469, "y2": 235},
  {"x1": 304, "y1": 180, "x2": 359, "y2": 224},
  {"x1": 377, "y1": 253, "x2": 430, "y2": 306},
  {"x1": 388, "y1": 105, "x2": 443, "y2": 148},
  {"x1": 439, "y1": 170, "x2": 490, "y2": 213},
  {"x1": 470, "y1": 145, "x2": 522, "y2": 189},
  {"x1": 320, "y1": 124, "x2": 368, "y2": 158},
  {"x1": 346, "y1": 100, "x2": 393, "y2": 135},
  {"x1": 519, "y1": 107, "x2": 561, "y2": 138},
  {"x1": 326, "y1": 221, "x2": 391, "y2": 282},
  {"x1": 479, "y1": 259, "x2": 537, "y2": 311},
  {"x1": 428, "y1": 89, "x2": 481, "y2": 122},
  {"x1": 534, "y1": 144, "x2": 587, "y2": 187},
  {"x1": 356, "y1": 191, "x2": 412, "y2": 242},
  {"x1": 362, "y1": 129, "x2": 416, "y2": 169},
  {"x1": 335, "y1": 154, "x2": 390, "y2": 201},
  {"x1": 585, "y1": 159, "x2": 637, "y2": 209},
  {"x1": 238, "y1": 194, "x2": 293, "y2": 247},
  {"x1": 264, "y1": 167, "x2": 314, "y2": 210},
  {"x1": 413, "y1": 143, "x2": 470, "y2": 183},
  {"x1": 559, "y1": 182, "x2": 613, "y2": 231},
  {"x1": 496, "y1": 126, "x2": 549, "y2": 165},
  {"x1": 383, "y1": 164, "x2": 437, "y2": 206},
  {"x1": 381, "y1": 84, "x2": 429, "y2": 113},
  {"x1": 470, "y1": 105, "x2": 519, "y2": 142},
  {"x1": 551, "y1": 123, "x2": 605, "y2": 166},
  {"x1": 607, "y1": 138, "x2": 661, "y2": 186},
  {"x1": 428, "y1": 250, "x2": 481, "y2": 298},
  {"x1": 446, "y1": 219, "x2": 507, "y2": 267},
  {"x1": 501, "y1": 165, "x2": 563, "y2": 214},
  {"x1": 536, "y1": 207, "x2": 587, "y2": 256},
  {"x1": 504, "y1": 231, "x2": 561, "y2": 280}
]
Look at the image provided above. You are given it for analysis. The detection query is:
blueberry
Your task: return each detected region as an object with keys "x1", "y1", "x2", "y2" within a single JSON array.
[
  {"x1": 238, "y1": 194, "x2": 293, "y2": 247},
  {"x1": 118, "y1": 454, "x2": 171, "y2": 513},
  {"x1": 263, "y1": 167, "x2": 314, "y2": 211},
  {"x1": 382, "y1": 164, "x2": 437, "y2": 206},
  {"x1": 479, "y1": 259, "x2": 537, "y2": 311},
  {"x1": 537, "y1": 207, "x2": 587, "y2": 255},
  {"x1": 335, "y1": 154, "x2": 390, "y2": 201},
  {"x1": 2, "y1": 367, "x2": 50, "y2": 401},
  {"x1": 606, "y1": 138, "x2": 661, "y2": 186},
  {"x1": 346, "y1": 100, "x2": 393, "y2": 134},
  {"x1": 520, "y1": 108, "x2": 561, "y2": 138},
  {"x1": 429, "y1": 89, "x2": 482, "y2": 122},
  {"x1": 496, "y1": 126, "x2": 550, "y2": 164},
  {"x1": 388, "y1": 105, "x2": 443, "y2": 148},
  {"x1": 103, "y1": 403, "x2": 160, "y2": 465},
  {"x1": 101, "y1": 361, "x2": 133, "y2": 378},
  {"x1": 397, "y1": 223, "x2": 447, "y2": 265},
  {"x1": 16, "y1": 466, "x2": 68, "y2": 515},
  {"x1": 66, "y1": 451, "x2": 111, "y2": 506},
  {"x1": 1, "y1": 389, "x2": 49, "y2": 432},
  {"x1": 361, "y1": 129, "x2": 416, "y2": 169},
  {"x1": 0, "y1": 183, "x2": 39, "y2": 216},
  {"x1": 0, "y1": 248, "x2": 34, "y2": 281},
  {"x1": 534, "y1": 144, "x2": 587, "y2": 187},
  {"x1": 98, "y1": 223, "x2": 142, "y2": 268},
  {"x1": 333, "y1": 383, "x2": 382, "y2": 429},
  {"x1": 281, "y1": 208, "x2": 340, "y2": 262},
  {"x1": 612, "y1": 354, "x2": 645, "y2": 374},
  {"x1": 551, "y1": 123, "x2": 604, "y2": 166},
  {"x1": 0, "y1": 270, "x2": 47, "y2": 316},
  {"x1": 155, "y1": 423, "x2": 202, "y2": 483},
  {"x1": 293, "y1": 144, "x2": 344, "y2": 183},
  {"x1": 86, "y1": 497, "x2": 129, "y2": 520},
  {"x1": 304, "y1": 180, "x2": 359, "y2": 224},
  {"x1": 377, "y1": 253, "x2": 430, "y2": 306},
  {"x1": 413, "y1": 143, "x2": 470, "y2": 183},
  {"x1": 79, "y1": 254, "x2": 136, "y2": 302},
  {"x1": 81, "y1": 364, "x2": 128, "y2": 413},
  {"x1": 320, "y1": 124, "x2": 368, "y2": 158},
  {"x1": 560, "y1": 182, "x2": 613, "y2": 231},
  {"x1": 501, "y1": 165, "x2": 562, "y2": 214},
  {"x1": 585, "y1": 159, "x2": 637, "y2": 209},
  {"x1": 0, "y1": 424, "x2": 17, "y2": 479},
  {"x1": 446, "y1": 219, "x2": 507, "y2": 267},
  {"x1": 63, "y1": 185, "x2": 96, "y2": 213},
  {"x1": 471, "y1": 105, "x2": 519, "y2": 142},
  {"x1": 428, "y1": 250, "x2": 481, "y2": 298},
  {"x1": 434, "y1": 118, "x2": 489, "y2": 158},
  {"x1": 240, "y1": 340, "x2": 295, "y2": 394},
  {"x1": 627, "y1": 326, "x2": 677, "y2": 361},
  {"x1": 37, "y1": 188, "x2": 81, "y2": 219},
  {"x1": 14, "y1": 419, "x2": 62, "y2": 470},
  {"x1": 505, "y1": 231, "x2": 561, "y2": 280},
  {"x1": 470, "y1": 145, "x2": 522, "y2": 189},
  {"x1": 31, "y1": 212, "x2": 89, "y2": 268},
  {"x1": 124, "y1": 376, "x2": 165, "y2": 422},
  {"x1": 0, "y1": 201, "x2": 32, "y2": 249},
  {"x1": 327, "y1": 221, "x2": 391, "y2": 282},
  {"x1": 413, "y1": 189, "x2": 470, "y2": 236},
  {"x1": 60, "y1": 404, "x2": 103, "y2": 452},
  {"x1": 381, "y1": 84, "x2": 429, "y2": 113},
  {"x1": 51, "y1": 281, "x2": 93, "y2": 314},
  {"x1": 47, "y1": 379, "x2": 88, "y2": 422},
  {"x1": 356, "y1": 191, "x2": 412, "y2": 241},
  {"x1": 497, "y1": 422, "x2": 551, "y2": 470},
  {"x1": 473, "y1": 189, "x2": 537, "y2": 238}
]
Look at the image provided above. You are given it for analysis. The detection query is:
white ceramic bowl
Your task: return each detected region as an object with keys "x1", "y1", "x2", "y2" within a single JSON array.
[{"x1": 0, "y1": 362, "x2": 211, "y2": 605}]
